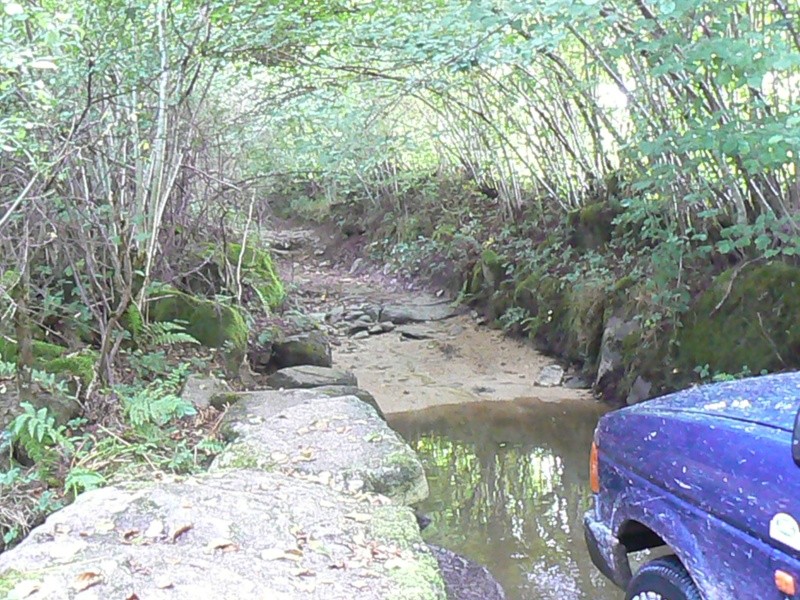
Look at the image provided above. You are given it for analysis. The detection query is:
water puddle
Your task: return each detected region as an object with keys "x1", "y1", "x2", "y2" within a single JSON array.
[{"x1": 389, "y1": 398, "x2": 620, "y2": 600}]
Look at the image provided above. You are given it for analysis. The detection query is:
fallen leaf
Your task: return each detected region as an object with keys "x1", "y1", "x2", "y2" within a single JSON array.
[
  {"x1": 121, "y1": 529, "x2": 141, "y2": 543},
  {"x1": 270, "y1": 451, "x2": 289, "y2": 463},
  {"x1": 261, "y1": 547, "x2": 303, "y2": 562},
  {"x1": 260, "y1": 548, "x2": 287, "y2": 561},
  {"x1": 291, "y1": 568, "x2": 315, "y2": 577},
  {"x1": 206, "y1": 538, "x2": 238, "y2": 553},
  {"x1": 170, "y1": 522, "x2": 193, "y2": 542},
  {"x1": 72, "y1": 570, "x2": 103, "y2": 592}
]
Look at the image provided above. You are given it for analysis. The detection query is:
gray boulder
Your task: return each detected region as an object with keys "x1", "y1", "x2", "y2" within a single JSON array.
[
  {"x1": 267, "y1": 365, "x2": 357, "y2": 389},
  {"x1": 272, "y1": 331, "x2": 332, "y2": 369},
  {"x1": 312, "y1": 385, "x2": 385, "y2": 420},
  {"x1": 626, "y1": 376, "x2": 653, "y2": 405},
  {"x1": 181, "y1": 374, "x2": 234, "y2": 410},
  {"x1": 595, "y1": 316, "x2": 638, "y2": 399},
  {"x1": 0, "y1": 470, "x2": 446, "y2": 600},
  {"x1": 428, "y1": 545, "x2": 506, "y2": 600},
  {"x1": 212, "y1": 396, "x2": 428, "y2": 505},
  {"x1": 220, "y1": 388, "x2": 384, "y2": 422}
]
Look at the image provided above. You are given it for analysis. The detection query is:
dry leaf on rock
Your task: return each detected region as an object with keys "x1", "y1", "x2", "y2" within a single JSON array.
[
  {"x1": 72, "y1": 570, "x2": 103, "y2": 592},
  {"x1": 205, "y1": 538, "x2": 238, "y2": 553},
  {"x1": 170, "y1": 522, "x2": 193, "y2": 542}
]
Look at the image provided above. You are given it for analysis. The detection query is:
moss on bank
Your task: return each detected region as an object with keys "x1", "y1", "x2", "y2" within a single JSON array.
[
  {"x1": 0, "y1": 338, "x2": 97, "y2": 386},
  {"x1": 224, "y1": 242, "x2": 285, "y2": 309},
  {"x1": 369, "y1": 506, "x2": 447, "y2": 600},
  {"x1": 677, "y1": 262, "x2": 800, "y2": 377}
]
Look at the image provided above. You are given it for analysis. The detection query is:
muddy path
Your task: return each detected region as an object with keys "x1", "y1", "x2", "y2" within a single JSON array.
[{"x1": 273, "y1": 225, "x2": 595, "y2": 414}]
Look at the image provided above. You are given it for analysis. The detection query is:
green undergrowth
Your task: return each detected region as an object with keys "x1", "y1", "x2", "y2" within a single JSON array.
[{"x1": 0, "y1": 342, "x2": 227, "y2": 552}]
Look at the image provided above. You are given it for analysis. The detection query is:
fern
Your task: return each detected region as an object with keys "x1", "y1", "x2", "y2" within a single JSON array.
[
  {"x1": 122, "y1": 366, "x2": 195, "y2": 429},
  {"x1": 64, "y1": 467, "x2": 105, "y2": 496},
  {"x1": 141, "y1": 321, "x2": 199, "y2": 348},
  {"x1": 143, "y1": 321, "x2": 200, "y2": 346},
  {"x1": 9, "y1": 403, "x2": 71, "y2": 463}
]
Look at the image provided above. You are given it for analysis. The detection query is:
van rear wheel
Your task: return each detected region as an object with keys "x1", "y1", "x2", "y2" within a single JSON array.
[{"x1": 625, "y1": 556, "x2": 701, "y2": 600}]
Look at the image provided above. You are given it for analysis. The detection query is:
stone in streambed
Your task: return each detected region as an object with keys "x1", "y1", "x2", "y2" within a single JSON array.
[
  {"x1": 212, "y1": 395, "x2": 427, "y2": 505},
  {"x1": 427, "y1": 545, "x2": 506, "y2": 600},
  {"x1": 535, "y1": 364, "x2": 565, "y2": 387},
  {"x1": 267, "y1": 365, "x2": 357, "y2": 389},
  {"x1": 271, "y1": 331, "x2": 332, "y2": 369}
]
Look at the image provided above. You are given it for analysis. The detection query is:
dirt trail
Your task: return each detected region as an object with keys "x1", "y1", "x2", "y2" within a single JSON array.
[{"x1": 273, "y1": 225, "x2": 594, "y2": 414}]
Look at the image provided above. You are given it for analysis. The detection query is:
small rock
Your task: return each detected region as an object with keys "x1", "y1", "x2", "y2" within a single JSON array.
[
  {"x1": 181, "y1": 374, "x2": 231, "y2": 410},
  {"x1": 448, "y1": 324, "x2": 465, "y2": 336},
  {"x1": 380, "y1": 321, "x2": 395, "y2": 332},
  {"x1": 564, "y1": 375, "x2": 592, "y2": 390},
  {"x1": 327, "y1": 306, "x2": 345, "y2": 324},
  {"x1": 428, "y1": 545, "x2": 507, "y2": 600},
  {"x1": 347, "y1": 323, "x2": 371, "y2": 335},
  {"x1": 349, "y1": 258, "x2": 364, "y2": 274},
  {"x1": 536, "y1": 365, "x2": 565, "y2": 387},
  {"x1": 368, "y1": 325, "x2": 384, "y2": 335},
  {"x1": 397, "y1": 324, "x2": 437, "y2": 340},
  {"x1": 313, "y1": 249, "x2": 325, "y2": 256},
  {"x1": 626, "y1": 376, "x2": 653, "y2": 405},
  {"x1": 353, "y1": 331, "x2": 370, "y2": 340}
]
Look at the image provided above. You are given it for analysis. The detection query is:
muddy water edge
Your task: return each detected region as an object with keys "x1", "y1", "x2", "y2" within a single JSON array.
[{"x1": 390, "y1": 400, "x2": 617, "y2": 600}]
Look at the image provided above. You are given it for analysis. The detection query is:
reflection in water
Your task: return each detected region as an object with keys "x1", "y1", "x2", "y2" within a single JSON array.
[{"x1": 389, "y1": 399, "x2": 620, "y2": 600}]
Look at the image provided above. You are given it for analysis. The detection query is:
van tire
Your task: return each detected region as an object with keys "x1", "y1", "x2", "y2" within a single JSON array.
[{"x1": 626, "y1": 556, "x2": 702, "y2": 600}]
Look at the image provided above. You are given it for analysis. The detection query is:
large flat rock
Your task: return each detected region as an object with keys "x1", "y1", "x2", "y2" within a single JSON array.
[
  {"x1": 267, "y1": 365, "x2": 358, "y2": 389},
  {"x1": 0, "y1": 470, "x2": 446, "y2": 600},
  {"x1": 213, "y1": 395, "x2": 428, "y2": 505},
  {"x1": 380, "y1": 298, "x2": 457, "y2": 324}
]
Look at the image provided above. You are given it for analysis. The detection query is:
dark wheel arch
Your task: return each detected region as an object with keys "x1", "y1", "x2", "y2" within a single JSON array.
[
  {"x1": 626, "y1": 555, "x2": 702, "y2": 600},
  {"x1": 618, "y1": 519, "x2": 667, "y2": 553}
]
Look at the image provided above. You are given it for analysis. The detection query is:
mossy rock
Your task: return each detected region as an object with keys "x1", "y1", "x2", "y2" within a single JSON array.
[
  {"x1": 0, "y1": 339, "x2": 66, "y2": 364},
  {"x1": 567, "y1": 201, "x2": 620, "y2": 250},
  {"x1": 41, "y1": 350, "x2": 98, "y2": 386},
  {"x1": 562, "y1": 280, "x2": 607, "y2": 365},
  {"x1": 0, "y1": 335, "x2": 98, "y2": 389},
  {"x1": 677, "y1": 262, "x2": 800, "y2": 378},
  {"x1": 479, "y1": 248, "x2": 506, "y2": 290},
  {"x1": 225, "y1": 242, "x2": 285, "y2": 309},
  {"x1": 466, "y1": 262, "x2": 484, "y2": 296},
  {"x1": 149, "y1": 291, "x2": 248, "y2": 365}
]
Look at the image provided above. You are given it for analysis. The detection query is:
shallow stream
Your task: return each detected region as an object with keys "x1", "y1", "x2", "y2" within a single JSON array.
[{"x1": 390, "y1": 399, "x2": 620, "y2": 600}]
